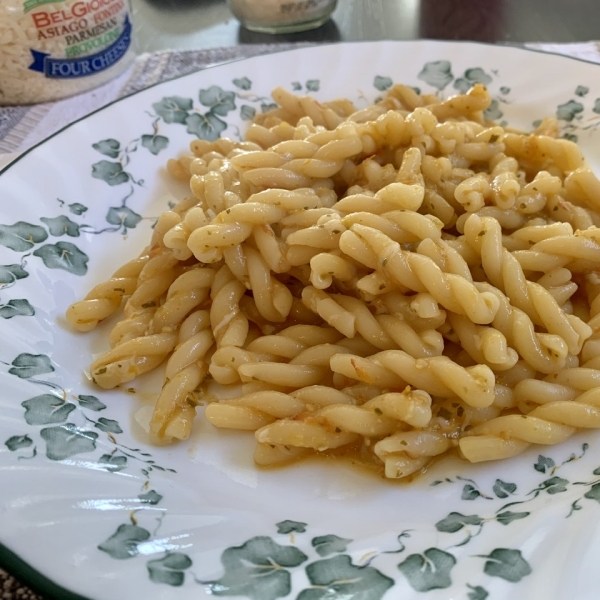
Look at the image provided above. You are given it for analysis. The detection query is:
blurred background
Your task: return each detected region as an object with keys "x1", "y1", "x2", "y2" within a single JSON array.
[{"x1": 132, "y1": 0, "x2": 598, "y2": 52}]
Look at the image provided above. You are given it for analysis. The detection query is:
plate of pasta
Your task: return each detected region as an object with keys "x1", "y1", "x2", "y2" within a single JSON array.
[{"x1": 2, "y1": 40, "x2": 600, "y2": 600}]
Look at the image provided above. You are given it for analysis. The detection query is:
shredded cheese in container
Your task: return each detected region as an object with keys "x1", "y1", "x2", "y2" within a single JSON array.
[{"x1": 0, "y1": 0, "x2": 135, "y2": 105}]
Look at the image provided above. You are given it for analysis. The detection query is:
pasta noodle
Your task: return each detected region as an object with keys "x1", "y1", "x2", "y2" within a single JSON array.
[{"x1": 67, "y1": 81, "x2": 600, "y2": 479}]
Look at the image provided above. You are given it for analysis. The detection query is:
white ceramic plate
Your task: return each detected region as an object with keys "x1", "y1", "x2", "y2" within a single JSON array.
[{"x1": 2, "y1": 41, "x2": 600, "y2": 600}]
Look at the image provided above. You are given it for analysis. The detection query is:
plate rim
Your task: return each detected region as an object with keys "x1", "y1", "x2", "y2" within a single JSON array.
[{"x1": 0, "y1": 542, "x2": 92, "y2": 600}]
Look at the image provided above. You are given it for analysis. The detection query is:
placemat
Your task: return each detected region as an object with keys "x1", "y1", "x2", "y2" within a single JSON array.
[{"x1": 1, "y1": 39, "x2": 600, "y2": 600}]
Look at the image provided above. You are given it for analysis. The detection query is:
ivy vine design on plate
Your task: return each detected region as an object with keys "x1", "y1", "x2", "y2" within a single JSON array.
[
  {"x1": 90, "y1": 137, "x2": 146, "y2": 234},
  {"x1": 372, "y1": 62, "x2": 600, "y2": 142},
  {"x1": 0, "y1": 185, "x2": 151, "y2": 321},
  {"x1": 549, "y1": 84, "x2": 600, "y2": 141},
  {"x1": 2, "y1": 351, "x2": 172, "y2": 516},
  {"x1": 88, "y1": 78, "x2": 287, "y2": 224},
  {"x1": 290, "y1": 79, "x2": 321, "y2": 94},
  {"x1": 96, "y1": 515, "x2": 396, "y2": 598},
  {"x1": 373, "y1": 61, "x2": 512, "y2": 123},
  {"x1": 0, "y1": 198, "x2": 97, "y2": 320},
  {"x1": 104, "y1": 509, "x2": 530, "y2": 599},
  {"x1": 85, "y1": 441, "x2": 600, "y2": 598}
]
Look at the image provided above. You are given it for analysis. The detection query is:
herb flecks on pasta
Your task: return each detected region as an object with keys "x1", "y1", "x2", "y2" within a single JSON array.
[{"x1": 67, "y1": 82, "x2": 600, "y2": 478}]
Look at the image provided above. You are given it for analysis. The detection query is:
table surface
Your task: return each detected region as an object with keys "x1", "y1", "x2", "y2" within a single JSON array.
[
  {"x1": 3, "y1": 0, "x2": 600, "y2": 598},
  {"x1": 132, "y1": 0, "x2": 600, "y2": 52}
]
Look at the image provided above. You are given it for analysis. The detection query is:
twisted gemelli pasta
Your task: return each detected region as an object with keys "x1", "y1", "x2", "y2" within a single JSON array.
[
  {"x1": 150, "y1": 310, "x2": 214, "y2": 444},
  {"x1": 90, "y1": 332, "x2": 178, "y2": 389},
  {"x1": 345, "y1": 224, "x2": 501, "y2": 324},
  {"x1": 66, "y1": 254, "x2": 149, "y2": 331},
  {"x1": 463, "y1": 214, "x2": 592, "y2": 354},
  {"x1": 67, "y1": 81, "x2": 600, "y2": 479}
]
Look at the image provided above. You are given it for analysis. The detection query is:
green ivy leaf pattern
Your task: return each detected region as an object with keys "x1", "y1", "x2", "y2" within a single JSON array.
[
  {"x1": 484, "y1": 99, "x2": 503, "y2": 121},
  {"x1": 453, "y1": 78, "x2": 472, "y2": 94},
  {"x1": 298, "y1": 555, "x2": 393, "y2": 600},
  {"x1": 461, "y1": 484, "x2": 481, "y2": 500},
  {"x1": 33, "y1": 242, "x2": 89, "y2": 275},
  {"x1": 233, "y1": 77, "x2": 251, "y2": 90},
  {"x1": 464, "y1": 67, "x2": 493, "y2": 85},
  {"x1": 306, "y1": 80, "x2": 320, "y2": 92},
  {"x1": 186, "y1": 113, "x2": 228, "y2": 141},
  {"x1": 92, "y1": 139, "x2": 121, "y2": 158},
  {"x1": 540, "y1": 476, "x2": 568, "y2": 494},
  {"x1": 105, "y1": 206, "x2": 142, "y2": 231},
  {"x1": 139, "y1": 490, "x2": 163, "y2": 505},
  {"x1": 0, "y1": 263, "x2": 28, "y2": 284},
  {"x1": 205, "y1": 536, "x2": 308, "y2": 600},
  {"x1": 261, "y1": 102, "x2": 278, "y2": 113},
  {"x1": 68, "y1": 202, "x2": 88, "y2": 216},
  {"x1": 500, "y1": 86, "x2": 511, "y2": 94},
  {"x1": 77, "y1": 394, "x2": 106, "y2": 411},
  {"x1": 98, "y1": 524, "x2": 151, "y2": 559},
  {"x1": 153, "y1": 96, "x2": 193, "y2": 124},
  {"x1": 8, "y1": 353, "x2": 53, "y2": 378},
  {"x1": 493, "y1": 479, "x2": 517, "y2": 499},
  {"x1": 311, "y1": 534, "x2": 352, "y2": 557},
  {"x1": 141, "y1": 134, "x2": 169, "y2": 156},
  {"x1": 563, "y1": 444, "x2": 588, "y2": 466},
  {"x1": 0, "y1": 299, "x2": 35, "y2": 319},
  {"x1": 534, "y1": 455, "x2": 555, "y2": 473},
  {"x1": 467, "y1": 584, "x2": 489, "y2": 600},
  {"x1": 292, "y1": 81, "x2": 302, "y2": 91},
  {"x1": 95, "y1": 417, "x2": 123, "y2": 434},
  {"x1": 5, "y1": 435, "x2": 33, "y2": 451},
  {"x1": 40, "y1": 423, "x2": 98, "y2": 460},
  {"x1": 199, "y1": 86, "x2": 236, "y2": 116},
  {"x1": 80, "y1": 446, "x2": 600, "y2": 594},
  {"x1": 276, "y1": 520, "x2": 307, "y2": 534},
  {"x1": 575, "y1": 85, "x2": 589, "y2": 97},
  {"x1": 240, "y1": 105, "x2": 256, "y2": 121},
  {"x1": 0, "y1": 222, "x2": 48, "y2": 252},
  {"x1": 583, "y1": 482, "x2": 600, "y2": 502},
  {"x1": 556, "y1": 100, "x2": 584, "y2": 122},
  {"x1": 22, "y1": 394, "x2": 76, "y2": 425},
  {"x1": 435, "y1": 512, "x2": 483, "y2": 533},
  {"x1": 418, "y1": 60, "x2": 453, "y2": 90},
  {"x1": 481, "y1": 548, "x2": 531, "y2": 582},
  {"x1": 40, "y1": 216, "x2": 81, "y2": 237},
  {"x1": 91, "y1": 160, "x2": 130, "y2": 186},
  {"x1": 98, "y1": 454, "x2": 128, "y2": 472},
  {"x1": 147, "y1": 553, "x2": 193, "y2": 586},
  {"x1": 593, "y1": 98, "x2": 600, "y2": 114},
  {"x1": 373, "y1": 76, "x2": 393, "y2": 91},
  {"x1": 496, "y1": 511, "x2": 530, "y2": 526},
  {"x1": 398, "y1": 548, "x2": 456, "y2": 592}
]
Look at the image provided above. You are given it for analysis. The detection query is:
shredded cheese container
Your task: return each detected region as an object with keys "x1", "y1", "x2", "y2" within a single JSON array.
[{"x1": 0, "y1": 0, "x2": 135, "y2": 105}]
